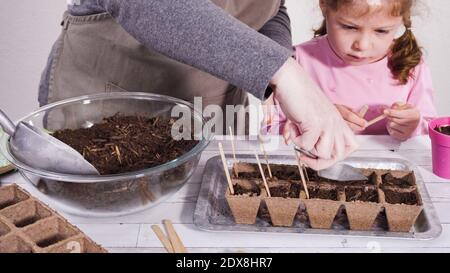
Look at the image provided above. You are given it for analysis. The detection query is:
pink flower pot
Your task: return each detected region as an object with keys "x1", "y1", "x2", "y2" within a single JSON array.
[{"x1": 429, "y1": 117, "x2": 450, "y2": 179}]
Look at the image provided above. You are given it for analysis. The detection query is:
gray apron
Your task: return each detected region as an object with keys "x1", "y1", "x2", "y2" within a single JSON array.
[{"x1": 46, "y1": 0, "x2": 281, "y2": 135}]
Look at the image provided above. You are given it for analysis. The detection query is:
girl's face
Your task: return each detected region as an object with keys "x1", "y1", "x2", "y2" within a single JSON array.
[{"x1": 322, "y1": 0, "x2": 404, "y2": 65}]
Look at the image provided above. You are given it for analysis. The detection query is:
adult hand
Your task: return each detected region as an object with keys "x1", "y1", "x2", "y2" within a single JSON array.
[
  {"x1": 269, "y1": 58, "x2": 358, "y2": 170},
  {"x1": 385, "y1": 102, "x2": 421, "y2": 141}
]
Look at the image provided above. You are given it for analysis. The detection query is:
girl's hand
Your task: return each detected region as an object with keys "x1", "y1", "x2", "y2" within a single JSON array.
[
  {"x1": 335, "y1": 105, "x2": 367, "y2": 132},
  {"x1": 384, "y1": 103, "x2": 421, "y2": 141}
]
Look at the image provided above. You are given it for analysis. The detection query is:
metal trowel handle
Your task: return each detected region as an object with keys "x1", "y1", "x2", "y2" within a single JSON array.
[
  {"x1": 0, "y1": 109, "x2": 16, "y2": 136},
  {"x1": 294, "y1": 146, "x2": 319, "y2": 159}
]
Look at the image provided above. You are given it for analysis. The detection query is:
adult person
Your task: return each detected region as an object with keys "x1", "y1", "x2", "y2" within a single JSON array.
[{"x1": 38, "y1": 0, "x2": 357, "y2": 169}]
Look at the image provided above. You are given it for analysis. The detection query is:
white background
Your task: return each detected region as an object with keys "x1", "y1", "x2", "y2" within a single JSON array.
[{"x1": 0, "y1": 0, "x2": 448, "y2": 121}]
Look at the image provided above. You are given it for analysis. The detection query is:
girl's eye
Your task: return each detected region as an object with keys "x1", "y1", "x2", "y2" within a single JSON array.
[
  {"x1": 341, "y1": 24, "x2": 357, "y2": 30},
  {"x1": 375, "y1": 29, "x2": 389, "y2": 34}
]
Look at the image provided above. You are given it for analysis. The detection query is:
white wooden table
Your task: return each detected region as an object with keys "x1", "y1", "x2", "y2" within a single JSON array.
[{"x1": 1, "y1": 135, "x2": 450, "y2": 253}]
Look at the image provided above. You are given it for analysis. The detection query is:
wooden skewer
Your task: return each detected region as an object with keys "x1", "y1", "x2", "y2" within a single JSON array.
[
  {"x1": 366, "y1": 114, "x2": 387, "y2": 127},
  {"x1": 229, "y1": 126, "x2": 239, "y2": 177},
  {"x1": 163, "y1": 219, "x2": 187, "y2": 253},
  {"x1": 151, "y1": 225, "x2": 174, "y2": 253},
  {"x1": 259, "y1": 140, "x2": 273, "y2": 179},
  {"x1": 366, "y1": 104, "x2": 408, "y2": 128},
  {"x1": 254, "y1": 151, "x2": 271, "y2": 197},
  {"x1": 302, "y1": 164, "x2": 310, "y2": 183},
  {"x1": 295, "y1": 151, "x2": 310, "y2": 199},
  {"x1": 359, "y1": 105, "x2": 369, "y2": 118},
  {"x1": 219, "y1": 142, "x2": 234, "y2": 195}
]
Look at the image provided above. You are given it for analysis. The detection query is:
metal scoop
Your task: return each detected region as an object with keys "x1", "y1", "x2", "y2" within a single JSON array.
[
  {"x1": 0, "y1": 109, "x2": 99, "y2": 175},
  {"x1": 295, "y1": 146, "x2": 367, "y2": 182}
]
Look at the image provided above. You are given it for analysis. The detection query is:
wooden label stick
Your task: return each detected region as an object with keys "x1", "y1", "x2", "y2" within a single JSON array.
[
  {"x1": 219, "y1": 142, "x2": 234, "y2": 195},
  {"x1": 302, "y1": 164, "x2": 310, "y2": 183},
  {"x1": 366, "y1": 103, "x2": 408, "y2": 128},
  {"x1": 295, "y1": 151, "x2": 310, "y2": 199},
  {"x1": 163, "y1": 219, "x2": 187, "y2": 253},
  {"x1": 229, "y1": 126, "x2": 239, "y2": 177},
  {"x1": 366, "y1": 114, "x2": 387, "y2": 127},
  {"x1": 151, "y1": 225, "x2": 174, "y2": 253},
  {"x1": 259, "y1": 141, "x2": 273, "y2": 179},
  {"x1": 254, "y1": 151, "x2": 271, "y2": 197}
]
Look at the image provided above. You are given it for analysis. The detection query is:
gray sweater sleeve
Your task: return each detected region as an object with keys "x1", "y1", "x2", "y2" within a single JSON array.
[
  {"x1": 91, "y1": 0, "x2": 292, "y2": 99},
  {"x1": 257, "y1": 0, "x2": 293, "y2": 99},
  {"x1": 259, "y1": 0, "x2": 293, "y2": 52}
]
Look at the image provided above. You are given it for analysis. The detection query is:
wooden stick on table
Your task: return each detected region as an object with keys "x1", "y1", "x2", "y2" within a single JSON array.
[
  {"x1": 254, "y1": 151, "x2": 271, "y2": 197},
  {"x1": 163, "y1": 219, "x2": 187, "y2": 253},
  {"x1": 151, "y1": 225, "x2": 174, "y2": 253},
  {"x1": 219, "y1": 142, "x2": 234, "y2": 195},
  {"x1": 259, "y1": 140, "x2": 273, "y2": 179}
]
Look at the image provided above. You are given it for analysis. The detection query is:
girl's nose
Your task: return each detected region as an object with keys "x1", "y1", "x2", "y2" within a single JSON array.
[{"x1": 352, "y1": 34, "x2": 371, "y2": 51}]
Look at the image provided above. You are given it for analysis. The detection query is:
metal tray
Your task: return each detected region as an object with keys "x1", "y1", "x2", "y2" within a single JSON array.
[{"x1": 193, "y1": 155, "x2": 442, "y2": 240}]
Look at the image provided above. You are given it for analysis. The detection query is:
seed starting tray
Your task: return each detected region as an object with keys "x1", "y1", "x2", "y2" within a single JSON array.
[
  {"x1": 0, "y1": 184, "x2": 107, "y2": 253},
  {"x1": 193, "y1": 155, "x2": 442, "y2": 240}
]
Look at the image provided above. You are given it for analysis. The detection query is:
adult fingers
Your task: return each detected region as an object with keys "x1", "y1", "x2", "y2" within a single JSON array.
[
  {"x1": 315, "y1": 133, "x2": 334, "y2": 160},
  {"x1": 292, "y1": 126, "x2": 321, "y2": 152}
]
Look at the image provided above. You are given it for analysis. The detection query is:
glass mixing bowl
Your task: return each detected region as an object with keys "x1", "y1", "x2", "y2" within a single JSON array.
[{"x1": 0, "y1": 92, "x2": 211, "y2": 217}]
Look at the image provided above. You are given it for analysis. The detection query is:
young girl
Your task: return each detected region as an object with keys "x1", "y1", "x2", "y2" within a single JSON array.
[{"x1": 265, "y1": 0, "x2": 437, "y2": 141}]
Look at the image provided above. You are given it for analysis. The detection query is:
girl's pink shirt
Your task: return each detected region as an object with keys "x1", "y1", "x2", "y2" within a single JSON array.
[{"x1": 294, "y1": 35, "x2": 437, "y2": 135}]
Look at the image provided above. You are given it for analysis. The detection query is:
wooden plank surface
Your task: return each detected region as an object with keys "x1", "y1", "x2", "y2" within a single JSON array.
[{"x1": 1, "y1": 135, "x2": 449, "y2": 253}]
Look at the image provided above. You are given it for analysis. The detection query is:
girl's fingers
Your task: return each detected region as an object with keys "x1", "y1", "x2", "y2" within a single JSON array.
[
  {"x1": 337, "y1": 105, "x2": 367, "y2": 129},
  {"x1": 388, "y1": 117, "x2": 418, "y2": 125},
  {"x1": 387, "y1": 123, "x2": 408, "y2": 140},
  {"x1": 346, "y1": 113, "x2": 367, "y2": 128},
  {"x1": 388, "y1": 128, "x2": 408, "y2": 141},
  {"x1": 384, "y1": 105, "x2": 419, "y2": 120},
  {"x1": 385, "y1": 109, "x2": 416, "y2": 119},
  {"x1": 388, "y1": 121, "x2": 408, "y2": 131},
  {"x1": 347, "y1": 121, "x2": 365, "y2": 132}
]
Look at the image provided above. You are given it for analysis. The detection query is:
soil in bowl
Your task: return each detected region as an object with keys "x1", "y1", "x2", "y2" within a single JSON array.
[{"x1": 52, "y1": 113, "x2": 199, "y2": 175}]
